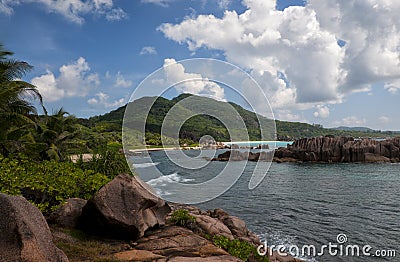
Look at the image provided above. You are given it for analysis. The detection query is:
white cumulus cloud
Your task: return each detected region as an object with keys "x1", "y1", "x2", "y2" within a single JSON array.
[
  {"x1": 141, "y1": 0, "x2": 174, "y2": 7},
  {"x1": 31, "y1": 70, "x2": 64, "y2": 102},
  {"x1": 114, "y1": 71, "x2": 132, "y2": 88},
  {"x1": 163, "y1": 58, "x2": 226, "y2": 101},
  {"x1": 379, "y1": 116, "x2": 389, "y2": 124},
  {"x1": 275, "y1": 109, "x2": 302, "y2": 122},
  {"x1": 384, "y1": 79, "x2": 400, "y2": 94},
  {"x1": 31, "y1": 57, "x2": 99, "y2": 102},
  {"x1": 105, "y1": 7, "x2": 127, "y2": 21},
  {"x1": 217, "y1": 0, "x2": 231, "y2": 9},
  {"x1": 0, "y1": 0, "x2": 127, "y2": 24},
  {"x1": 140, "y1": 46, "x2": 157, "y2": 55},
  {"x1": 313, "y1": 105, "x2": 330, "y2": 118},
  {"x1": 0, "y1": 0, "x2": 15, "y2": 15},
  {"x1": 342, "y1": 116, "x2": 366, "y2": 126},
  {"x1": 87, "y1": 92, "x2": 125, "y2": 108},
  {"x1": 309, "y1": 0, "x2": 400, "y2": 91},
  {"x1": 159, "y1": 0, "x2": 400, "y2": 118},
  {"x1": 159, "y1": 1, "x2": 345, "y2": 107}
]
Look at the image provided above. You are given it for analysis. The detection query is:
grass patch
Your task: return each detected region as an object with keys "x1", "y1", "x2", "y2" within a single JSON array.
[{"x1": 52, "y1": 227, "x2": 125, "y2": 262}]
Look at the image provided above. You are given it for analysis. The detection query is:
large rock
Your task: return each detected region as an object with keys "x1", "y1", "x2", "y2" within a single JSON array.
[
  {"x1": 364, "y1": 153, "x2": 391, "y2": 163},
  {"x1": 209, "y1": 208, "x2": 261, "y2": 245},
  {"x1": 274, "y1": 136, "x2": 400, "y2": 163},
  {"x1": 192, "y1": 214, "x2": 234, "y2": 240},
  {"x1": 79, "y1": 174, "x2": 171, "y2": 240},
  {"x1": 288, "y1": 136, "x2": 354, "y2": 162},
  {"x1": 213, "y1": 150, "x2": 249, "y2": 161},
  {"x1": 48, "y1": 198, "x2": 87, "y2": 228},
  {"x1": 134, "y1": 226, "x2": 240, "y2": 261},
  {"x1": 0, "y1": 193, "x2": 68, "y2": 262},
  {"x1": 113, "y1": 249, "x2": 165, "y2": 261},
  {"x1": 212, "y1": 150, "x2": 273, "y2": 162},
  {"x1": 168, "y1": 256, "x2": 241, "y2": 261}
]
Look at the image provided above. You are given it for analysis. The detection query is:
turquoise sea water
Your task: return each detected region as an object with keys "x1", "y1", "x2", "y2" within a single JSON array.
[
  {"x1": 131, "y1": 149, "x2": 399, "y2": 262},
  {"x1": 222, "y1": 141, "x2": 293, "y2": 148}
]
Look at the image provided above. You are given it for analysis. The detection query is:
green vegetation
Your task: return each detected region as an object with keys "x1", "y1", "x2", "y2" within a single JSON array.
[
  {"x1": 0, "y1": 43, "x2": 128, "y2": 159},
  {"x1": 75, "y1": 148, "x2": 130, "y2": 179},
  {"x1": 0, "y1": 43, "x2": 45, "y2": 157},
  {"x1": 170, "y1": 209, "x2": 196, "y2": 227},
  {"x1": 208, "y1": 235, "x2": 269, "y2": 262},
  {"x1": 0, "y1": 156, "x2": 110, "y2": 212},
  {"x1": 91, "y1": 94, "x2": 398, "y2": 147},
  {"x1": 275, "y1": 120, "x2": 397, "y2": 140},
  {"x1": 0, "y1": 44, "x2": 131, "y2": 214}
]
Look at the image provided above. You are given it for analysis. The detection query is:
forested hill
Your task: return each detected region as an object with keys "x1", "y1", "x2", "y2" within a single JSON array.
[{"x1": 85, "y1": 94, "x2": 397, "y2": 144}]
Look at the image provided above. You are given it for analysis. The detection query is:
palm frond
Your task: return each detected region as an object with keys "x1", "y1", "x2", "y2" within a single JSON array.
[{"x1": 0, "y1": 59, "x2": 33, "y2": 81}]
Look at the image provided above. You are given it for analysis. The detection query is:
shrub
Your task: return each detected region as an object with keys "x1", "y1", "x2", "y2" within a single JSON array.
[
  {"x1": 210, "y1": 235, "x2": 269, "y2": 262},
  {"x1": 0, "y1": 156, "x2": 110, "y2": 213},
  {"x1": 170, "y1": 209, "x2": 196, "y2": 227},
  {"x1": 75, "y1": 148, "x2": 131, "y2": 179}
]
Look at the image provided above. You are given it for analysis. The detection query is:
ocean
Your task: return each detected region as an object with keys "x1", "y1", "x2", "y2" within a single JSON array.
[
  {"x1": 130, "y1": 148, "x2": 399, "y2": 261},
  {"x1": 222, "y1": 141, "x2": 293, "y2": 148}
]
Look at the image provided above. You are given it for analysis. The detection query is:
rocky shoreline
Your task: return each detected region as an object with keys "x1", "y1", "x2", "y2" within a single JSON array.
[
  {"x1": 0, "y1": 174, "x2": 301, "y2": 262},
  {"x1": 212, "y1": 136, "x2": 400, "y2": 163}
]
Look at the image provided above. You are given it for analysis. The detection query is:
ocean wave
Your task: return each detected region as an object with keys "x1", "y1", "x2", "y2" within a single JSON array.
[
  {"x1": 153, "y1": 188, "x2": 172, "y2": 197},
  {"x1": 147, "y1": 172, "x2": 195, "y2": 187},
  {"x1": 147, "y1": 172, "x2": 194, "y2": 197},
  {"x1": 133, "y1": 162, "x2": 159, "y2": 168}
]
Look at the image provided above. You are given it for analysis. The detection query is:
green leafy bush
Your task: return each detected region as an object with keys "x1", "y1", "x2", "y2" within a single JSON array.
[
  {"x1": 210, "y1": 235, "x2": 269, "y2": 262},
  {"x1": 75, "y1": 148, "x2": 131, "y2": 179},
  {"x1": 170, "y1": 209, "x2": 196, "y2": 227},
  {"x1": 0, "y1": 156, "x2": 110, "y2": 213}
]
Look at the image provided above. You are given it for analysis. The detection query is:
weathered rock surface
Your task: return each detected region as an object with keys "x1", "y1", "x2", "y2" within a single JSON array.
[
  {"x1": 214, "y1": 137, "x2": 400, "y2": 163},
  {"x1": 212, "y1": 150, "x2": 273, "y2": 162},
  {"x1": 78, "y1": 173, "x2": 171, "y2": 240},
  {"x1": 48, "y1": 198, "x2": 87, "y2": 228},
  {"x1": 192, "y1": 214, "x2": 234, "y2": 240},
  {"x1": 167, "y1": 255, "x2": 241, "y2": 261},
  {"x1": 209, "y1": 208, "x2": 261, "y2": 245},
  {"x1": 113, "y1": 249, "x2": 165, "y2": 261},
  {"x1": 0, "y1": 193, "x2": 68, "y2": 262},
  {"x1": 132, "y1": 225, "x2": 240, "y2": 261},
  {"x1": 275, "y1": 136, "x2": 400, "y2": 163},
  {"x1": 167, "y1": 205, "x2": 301, "y2": 262}
]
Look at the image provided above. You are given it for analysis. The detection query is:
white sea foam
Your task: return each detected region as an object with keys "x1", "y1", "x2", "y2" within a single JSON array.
[
  {"x1": 147, "y1": 172, "x2": 195, "y2": 187},
  {"x1": 153, "y1": 188, "x2": 172, "y2": 197},
  {"x1": 133, "y1": 162, "x2": 159, "y2": 168},
  {"x1": 147, "y1": 172, "x2": 194, "y2": 197}
]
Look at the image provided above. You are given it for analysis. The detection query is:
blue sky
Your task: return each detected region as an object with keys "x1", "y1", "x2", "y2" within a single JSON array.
[{"x1": 1, "y1": 0, "x2": 399, "y2": 130}]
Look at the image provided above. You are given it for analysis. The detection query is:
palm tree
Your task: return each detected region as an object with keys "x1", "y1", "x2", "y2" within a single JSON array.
[
  {"x1": 0, "y1": 43, "x2": 46, "y2": 156},
  {"x1": 37, "y1": 108, "x2": 77, "y2": 161}
]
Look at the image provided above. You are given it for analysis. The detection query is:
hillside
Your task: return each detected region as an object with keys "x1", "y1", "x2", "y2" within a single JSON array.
[
  {"x1": 332, "y1": 126, "x2": 374, "y2": 132},
  {"x1": 85, "y1": 94, "x2": 397, "y2": 145}
]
